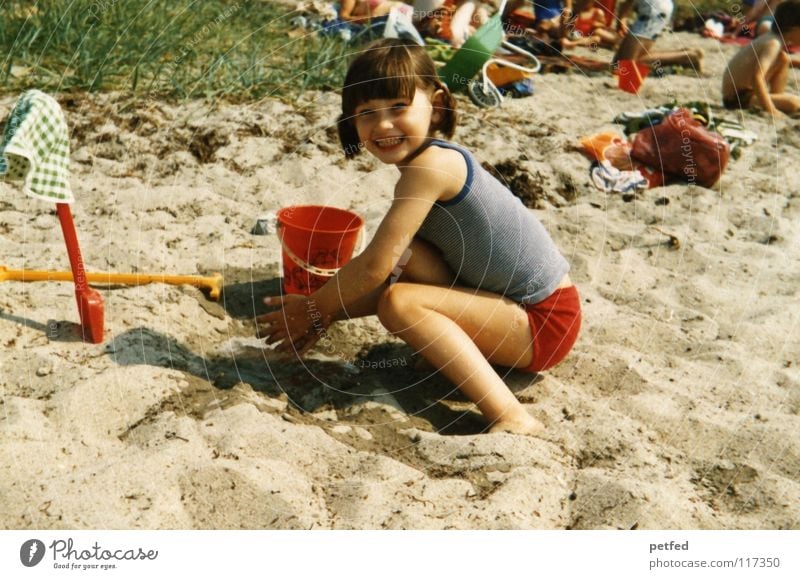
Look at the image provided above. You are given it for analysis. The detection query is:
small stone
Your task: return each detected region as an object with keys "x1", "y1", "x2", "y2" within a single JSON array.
[
  {"x1": 353, "y1": 426, "x2": 373, "y2": 441},
  {"x1": 330, "y1": 425, "x2": 352, "y2": 435},
  {"x1": 261, "y1": 397, "x2": 288, "y2": 413},
  {"x1": 400, "y1": 428, "x2": 423, "y2": 443},
  {"x1": 312, "y1": 409, "x2": 338, "y2": 422},
  {"x1": 251, "y1": 213, "x2": 277, "y2": 235},
  {"x1": 36, "y1": 366, "x2": 52, "y2": 377},
  {"x1": 486, "y1": 471, "x2": 508, "y2": 484}
]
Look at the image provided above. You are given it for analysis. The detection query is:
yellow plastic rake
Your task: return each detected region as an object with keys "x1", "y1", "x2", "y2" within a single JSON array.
[{"x1": 0, "y1": 266, "x2": 223, "y2": 301}]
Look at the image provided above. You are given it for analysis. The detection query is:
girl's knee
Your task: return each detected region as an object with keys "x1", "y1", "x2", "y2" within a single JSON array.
[{"x1": 376, "y1": 283, "x2": 417, "y2": 333}]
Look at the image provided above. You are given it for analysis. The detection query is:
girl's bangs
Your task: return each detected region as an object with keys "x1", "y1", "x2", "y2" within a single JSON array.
[
  {"x1": 358, "y1": 73, "x2": 417, "y2": 104},
  {"x1": 343, "y1": 49, "x2": 418, "y2": 117}
]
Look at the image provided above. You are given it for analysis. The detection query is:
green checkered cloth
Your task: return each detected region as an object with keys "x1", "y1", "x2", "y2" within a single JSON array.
[{"x1": 0, "y1": 89, "x2": 73, "y2": 203}]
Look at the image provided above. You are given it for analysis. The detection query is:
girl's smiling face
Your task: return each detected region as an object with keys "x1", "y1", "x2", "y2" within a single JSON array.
[{"x1": 353, "y1": 87, "x2": 443, "y2": 166}]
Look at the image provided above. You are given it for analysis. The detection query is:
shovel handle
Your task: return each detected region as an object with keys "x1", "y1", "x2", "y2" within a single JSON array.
[
  {"x1": 83, "y1": 272, "x2": 224, "y2": 300},
  {"x1": 0, "y1": 267, "x2": 223, "y2": 300}
]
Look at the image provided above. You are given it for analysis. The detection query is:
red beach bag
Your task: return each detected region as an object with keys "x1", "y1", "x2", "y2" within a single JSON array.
[{"x1": 630, "y1": 108, "x2": 730, "y2": 188}]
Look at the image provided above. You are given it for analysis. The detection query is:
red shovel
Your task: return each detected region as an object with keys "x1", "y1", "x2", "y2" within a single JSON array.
[{"x1": 56, "y1": 203, "x2": 104, "y2": 343}]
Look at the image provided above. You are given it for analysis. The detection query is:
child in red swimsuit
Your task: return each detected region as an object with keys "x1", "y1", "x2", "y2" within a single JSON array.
[{"x1": 562, "y1": 0, "x2": 620, "y2": 49}]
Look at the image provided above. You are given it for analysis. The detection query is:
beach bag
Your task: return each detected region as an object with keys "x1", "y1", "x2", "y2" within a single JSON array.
[
  {"x1": 579, "y1": 131, "x2": 665, "y2": 188},
  {"x1": 630, "y1": 108, "x2": 729, "y2": 188}
]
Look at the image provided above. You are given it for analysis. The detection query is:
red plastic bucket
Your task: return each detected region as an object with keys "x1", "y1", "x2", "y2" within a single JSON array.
[
  {"x1": 617, "y1": 59, "x2": 650, "y2": 94},
  {"x1": 277, "y1": 205, "x2": 364, "y2": 295}
]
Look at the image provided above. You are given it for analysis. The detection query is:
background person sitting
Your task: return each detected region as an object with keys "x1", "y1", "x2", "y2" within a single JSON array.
[
  {"x1": 504, "y1": 0, "x2": 574, "y2": 40},
  {"x1": 562, "y1": 0, "x2": 620, "y2": 49},
  {"x1": 413, "y1": 0, "x2": 490, "y2": 47},
  {"x1": 340, "y1": 0, "x2": 404, "y2": 22},
  {"x1": 722, "y1": 0, "x2": 800, "y2": 118}
]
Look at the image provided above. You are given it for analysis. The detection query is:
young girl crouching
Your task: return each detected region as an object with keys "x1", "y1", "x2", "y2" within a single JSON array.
[{"x1": 258, "y1": 39, "x2": 581, "y2": 435}]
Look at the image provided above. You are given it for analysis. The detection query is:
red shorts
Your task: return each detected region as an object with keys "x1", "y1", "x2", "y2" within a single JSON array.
[{"x1": 522, "y1": 285, "x2": 582, "y2": 373}]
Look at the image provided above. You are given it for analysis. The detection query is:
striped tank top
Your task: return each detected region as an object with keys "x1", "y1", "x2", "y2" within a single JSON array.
[{"x1": 416, "y1": 140, "x2": 569, "y2": 305}]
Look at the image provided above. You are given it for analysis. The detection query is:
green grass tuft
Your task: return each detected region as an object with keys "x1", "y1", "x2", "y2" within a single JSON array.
[{"x1": 0, "y1": 0, "x2": 356, "y2": 101}]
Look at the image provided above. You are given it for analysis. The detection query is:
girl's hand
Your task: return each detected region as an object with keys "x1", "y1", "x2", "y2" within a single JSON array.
[{"x1": 256, "y1": 294, "x2": 328, "y2": 356}]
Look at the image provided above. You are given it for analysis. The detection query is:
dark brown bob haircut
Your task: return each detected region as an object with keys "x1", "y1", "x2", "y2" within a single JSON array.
[
  {"x1": 775, "y1": 0, "x2": 800, "y2": 36},
  {"x1": 338, "y1": 38, "x2": 457, "y2": 159}
]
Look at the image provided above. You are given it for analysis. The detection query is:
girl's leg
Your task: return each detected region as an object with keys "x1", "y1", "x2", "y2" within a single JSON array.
[
  {"x1": 562, "y1": 35, "x2": 596, "y2": 49},
  {"x1": 336, "y1": 237, "x2": 455, "y2": 321},
  {"x1": 770, "y1": 94, "x2": 800, "y2": 115},
  {"x1": 533, "y1": 18, "x2": 560, "y2": 41},
  {"x1": 613, "y1": 32, "x2": 650, "y2": 64},
  {"x1": 764, "y1": 53, "x2": 800, "y2": 114},
  {"x1": 639, "y1": 48, "x2": 705, "y2": 72},
  {"x1": 767, "y1": 51, "x2": 790, "y2": 93},
  {"x1": 377, "y1": 282, "x2": 543, "y2": 434},
  {"x1": 614, "y1": 34, "x2": 704, "y2": 72},
  {"x1": 764, "y1": 52, "x2": 800, "y2": 115},
  {"x1": 594, "y1": 28, "x2": 620, "y2": 49}
]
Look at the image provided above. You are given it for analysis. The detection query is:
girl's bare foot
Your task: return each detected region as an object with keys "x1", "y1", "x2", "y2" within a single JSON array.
[{"x1": 488, "y1": 412, "x2": 544, "y2": 436}]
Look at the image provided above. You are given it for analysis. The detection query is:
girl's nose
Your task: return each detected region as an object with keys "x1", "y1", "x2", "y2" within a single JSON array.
[{"x1": 377, "y1": 112, "x2": 393, "y2": 129}]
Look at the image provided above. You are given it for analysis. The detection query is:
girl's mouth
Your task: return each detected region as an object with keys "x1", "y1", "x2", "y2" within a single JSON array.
[{"x1": 374, "y1": 136, "x2": 404, "y2": 148}]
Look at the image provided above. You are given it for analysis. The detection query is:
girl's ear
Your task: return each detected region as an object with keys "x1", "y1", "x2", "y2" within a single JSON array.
[
  {"x1": 431, "y1": 88, "x2": 446, "y2": 123},
  {"x1": 430, "y1": 86, "x2": 457, "y2": 138}
]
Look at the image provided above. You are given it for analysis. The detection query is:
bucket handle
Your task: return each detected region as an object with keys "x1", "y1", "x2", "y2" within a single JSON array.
[{"x1": 277, "y1": 224, "x2": 367, "y2": 278}]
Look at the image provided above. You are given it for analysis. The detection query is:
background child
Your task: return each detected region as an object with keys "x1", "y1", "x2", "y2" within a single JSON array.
[
  {"x1": 613, "y1": 0, "x2": 705, "y2": 72},
  {"x1": 562, "y1": 0, "x2": 620, "y2": 50},
  {"x1": 413, "y1": 0, "x2": 490, "y2": 48},
  {"x1": 340, "y1": 0, "x2": 402, "y2": 23},
  {"x1": 502, "y1": 0, "x2": 574, "y2": 41},
  {"x1": 722, "y1": 0, "x2": 800, "y2": 118},
  {"x1": 257, "y1": 38, "x2": 581, "y2": 436}
]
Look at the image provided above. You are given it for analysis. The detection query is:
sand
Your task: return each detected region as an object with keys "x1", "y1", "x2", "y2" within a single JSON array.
[{"x1": 1, "y1": 29, "x2": 799, "y2": 530}]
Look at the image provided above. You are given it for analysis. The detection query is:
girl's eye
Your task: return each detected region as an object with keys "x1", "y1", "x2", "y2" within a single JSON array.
[
  {"x1": 391, "y1": 102, "x2": 409, "y2": 111},
  {"x1": 355, "y1": 109, "x2": 373, "y2": 119}
]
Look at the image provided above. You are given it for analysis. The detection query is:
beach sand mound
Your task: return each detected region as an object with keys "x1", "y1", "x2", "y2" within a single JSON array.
[{"x1": 1, "y1": 32, "x2": 799, "y2": 529}]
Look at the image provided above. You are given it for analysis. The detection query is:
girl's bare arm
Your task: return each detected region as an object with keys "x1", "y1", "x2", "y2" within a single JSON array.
[
  {"x1": 752, "y1": 40, "x2": 783, "y2": 116},
  {"x1": 309, "y1": 149, "x2": 466, "y2": 325}
]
